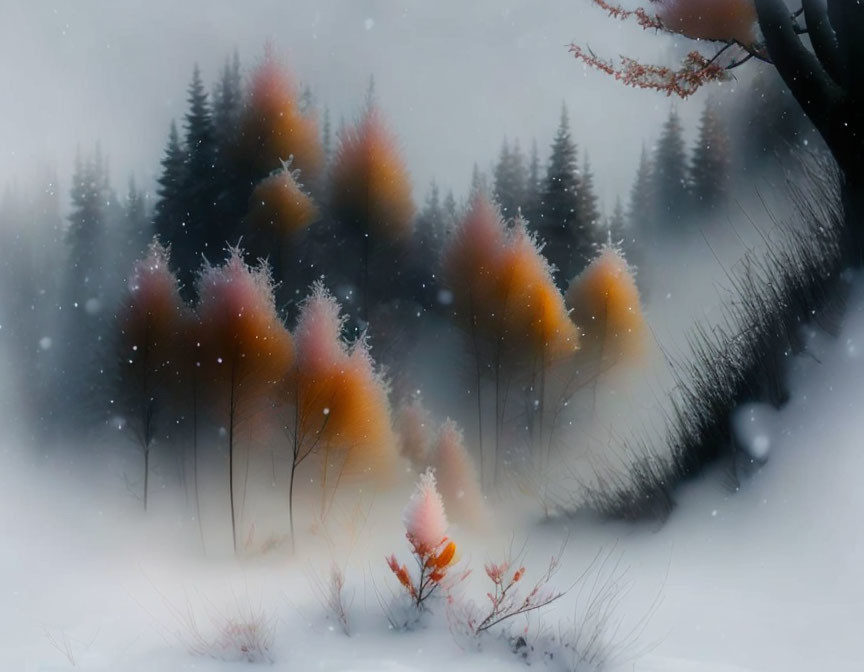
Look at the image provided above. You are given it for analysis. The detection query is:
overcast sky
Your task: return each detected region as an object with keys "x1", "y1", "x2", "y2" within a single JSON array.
[{"x1": 1, "y1": 0, "x2": 740, "y2": 212}]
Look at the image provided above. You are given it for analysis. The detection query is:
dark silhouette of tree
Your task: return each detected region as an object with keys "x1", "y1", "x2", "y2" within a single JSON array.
[
  {"x1": 443, "y1": 189, "x2": 458, "y2": 237},
  {"x1": 652, "y1": 109, "x2": 689, "y2": 232},
  {"x1": 690, "y1": 100, "x2": 731, "y2": 210},
  {"x1": 734, "y1": 69, "x2": 814, "y2": 174},
  {"x1": 579, "y1": 154, "x2": 601, "y2": 234},
  {"x1": 470, "y1": 163, "x2": 490, "y2": 198},
  {"x1": 417, "y1": 181, "x2": 444, "y2": 255},
  {"x1": 493, "y1": 138, "x2": 527, "y2": 219},
  {"x1": 177, "y1": 65, "x2": 218, "y2": 286},
  {"x1": 62, "y1": 146, "x2": 115, "y2": 430},
  {"x1": 524, "y1": 138, "x2": 542, "y2": 222},
  {"x1": 628, "y1": 145, "x2": 655, "y2": 235},
  {"x1": 607, "y1": 197, "x2": 626, "y2": 243},
  {"x1": 153, "y1": 122, "x2": 187, "y2": 276},
  {"x1": 322, "y1": 106, "x2": 333, "y2": 165},
  {"x1": 407, "y1": 181, "x2": 446, "y2": 307},
  {"x1": 67, "y1": 148, "x2": 110, "y2": 299},
  {"x1": 212, "y1": 50, "x2": 243, "y2": 149},
  {"x1": 537, "y1": 105, "x2": 589, "y2": 284},
  {"x1": 121, "y1": 177, "x2": 150, "y2": 267}
]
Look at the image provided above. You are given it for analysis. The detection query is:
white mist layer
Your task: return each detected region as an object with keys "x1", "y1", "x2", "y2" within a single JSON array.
[{"x1": 1, "y1": 266, "x2": 863, "y2": 671}]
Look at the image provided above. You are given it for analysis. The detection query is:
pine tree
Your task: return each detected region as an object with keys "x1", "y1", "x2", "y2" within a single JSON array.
[
  {"x1": 690, "y1": 100, "x2": 731, "y2": 210},
  {"x1": 67, "y1": 147, "x2": 110, "y2": 301},
  {"x1": 153, "y1": 121, "x2": 187, "y2": 264},
  {"x1": 628, "y1": 145, "x2": 654, "y2": 233},
  {"x1": 322, "y1": 106, "x2": 333, "y2": 164},
  {"x1": 62, "y1": 147, "x2": 114, "y2": 430},
  {"x1": 493, "y1": 138, "x2": 527, "y2": 219},
  {"x1": 470, "y1": 163, "x2": 489, "y2": 198},
  {"x1": 185, "y1": 65, "x2": 215, "y2": 178},
  {"x1": 417, "y1": 181, "x2": 444, "y2": 253},
  {"x1": 652, "y1": 108, "x2": 689, "y2": 232},
  {"x1": 299, "y1": 84, "x2": 315, "y2": 116},
  {"x1": 537, "y1": 104, "x2": 588, "y2": 284},
  {"x1": 606, "y1": 195, "x2": 641, "y2": 273},
  {"x1": 578, "y1": 154, "x2": 601, "y2": 234},
  {"x1": 524, "y1": 138, "x2": 541, "y2": 222},
  {"x1": 173, "y1": 66, "x2": 218, "y2": 290},
  {"x1": 117, "y1": 176, "x2": 151, "y2": 278},
  {"x1": 212, "y1": 50, "x2": 243, "y2": 149},
  {"x1": 442, "y1": 189, "x2": 458, "y2": 237},
  {"x1": 608, "y1": 197, "x2": 626, "y2": 244}
]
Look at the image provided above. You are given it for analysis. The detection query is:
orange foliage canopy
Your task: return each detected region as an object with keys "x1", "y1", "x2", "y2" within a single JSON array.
[
  {"x1": 653, "y1": 0, "x2": 757, "y2": 46},
  {"x1": 442, "y1": 193, "x2": 579, "y2": 365},
  {"x1": 286, "y1": 282, "x2": 397, "y2": 483},
  {"x1": 246, "y1": 164, "x2": 320, "y2": 238},
  {"x1": 329, "y1": 105, "x2": 415, "y2": 242},
  {"x1": 431, "y1": 419, "x2": 487, "y2": 528},
  {"x1": 492, "y1": 219, "x2": 580, "y2": 363},
  {"x1": 441, "y1": 192, "x2": 506, "y2": 322},
  {"x1": 238, "y1": 51, "x2": 324, "y2": 180},
  {"x1": 395, "y1": 399, "x2": 433, "y2": 470},
  {"x1": 196, "y1": 248, "x2": 294, "y2": 419},
  {"x1": 119, "y1": 239, "x2": 184, "y2": 370},
  {"x1": 565, "y1": 243, "x2": 646, "y2": 366}
]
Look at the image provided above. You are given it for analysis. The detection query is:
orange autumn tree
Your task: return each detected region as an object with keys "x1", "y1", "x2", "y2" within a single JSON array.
[
  {"x1": 441, "y1": 193, "x2": 579, "y2": 482},
  {"x1": 281, "y1": 282, "x2": 398, "y2": 548},
  {"x1": 395, "y1": 398, "x2": 434, "y2": 472},
  {"x1": 329, "y1": 104, "x2": 415, "y2": 321},
  {"x1": 489, "y1": 217, "x2": 581, "y2": 458},
  {"x1": 431, "y1": 419, "x2": 488, "y2": 528},
  {"x1": 237, "y1": 49, "x2": 324, "y2": 181},
  {"x1": 245, "y1": 159, "x2": 320, "y2": 292},
  {"x1": 246, "y1": 160, "x2": 320, "y2": 238},
  {"x1": 565, "y1": 241, "x2": 647, "y2": 371},
  {"x1": 196, "y1": 248, "x2": 294, "y2": 553},
  {"x1": 440, "y1": 193, "x2": 507, "y2": 483},
  {"x1": 117, "y1": 239, "x2": 185, "y2": 510}
]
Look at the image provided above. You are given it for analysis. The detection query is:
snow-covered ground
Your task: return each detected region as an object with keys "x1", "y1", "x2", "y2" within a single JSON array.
[{"x1": 2, "y1": 274, "x2": 863, "y2": 671}]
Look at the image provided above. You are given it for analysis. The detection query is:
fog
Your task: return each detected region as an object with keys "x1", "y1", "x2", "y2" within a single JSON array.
[
  {"x1": 1, "y1": 0, "x2": 711, "y2": 205},
  {"x1": 3, "y1": 2, "x2": 859, "y2": 670}
]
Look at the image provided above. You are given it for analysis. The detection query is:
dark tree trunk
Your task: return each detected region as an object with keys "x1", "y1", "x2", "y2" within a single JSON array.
[
  {"x1": 841, "y1": 171, "x2": 864, "y2": 266},
  {"x1": 756, "y1": 0, "x2": 864, "y2": 263}
]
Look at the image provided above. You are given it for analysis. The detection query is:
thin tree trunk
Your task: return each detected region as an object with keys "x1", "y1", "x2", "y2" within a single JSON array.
[
  {"x1": 841, "y1": 171, "x2": 864, "y2": 267},
  {"x1": 362, "y1": 233, "x2": 371, "y2": 324},
  {"x1": 192, "y1": 375, "x2": 204, "y2": 551},
  {"x1": 469, "y1": 296, "x2": 484, "y2": 488},
  {"x1": 228, "y1": 362, "x2": 237, "y2": 554},
  {"x1": 143, "y1": 446, "x2": 150, "y2": 511},
  {"x1": 288, "y1": 459, "x2": 297, "y2": 553},
  {"x1": 289, "y1": 379, "x2": 300, "y2": 553}
]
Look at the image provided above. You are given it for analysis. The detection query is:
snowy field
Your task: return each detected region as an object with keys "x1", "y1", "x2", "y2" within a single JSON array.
[{"x1": 2, "y1": 275, "x2": 862, "y2": 671}]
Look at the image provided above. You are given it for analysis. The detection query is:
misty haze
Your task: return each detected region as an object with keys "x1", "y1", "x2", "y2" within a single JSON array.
[{"x1": 1, "y1": 1, "x2": 862, "y2": 671}]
